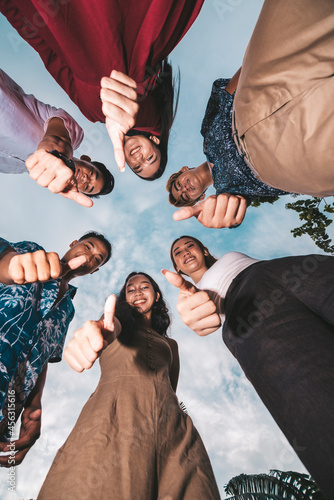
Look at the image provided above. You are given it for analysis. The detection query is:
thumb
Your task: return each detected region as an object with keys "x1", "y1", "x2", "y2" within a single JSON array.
[
  {"x1": 161, "y1": 269, "x2": 196, "y2": 295},
  {"x1": 60, "y1": 189, "x2": 94, "y2": 208},
  {"x1": 106, "y1": 121, "x2": 125, "y2": 172},
  {"x1": 114, "y1": 145, "x2": 125, "y2": 173},
  {"x1": 103, "y1": 294, "x2": 116, "y2": 331},
  {"x1": 61, "y1": 255, "x2": 88, "y2": 276},
  {"x1": 173, "y1": 202, "x2": 203, "y2": 222}
]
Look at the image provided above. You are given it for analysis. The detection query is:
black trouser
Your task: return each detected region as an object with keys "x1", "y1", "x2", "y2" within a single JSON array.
[{"x1": 223, "y1": 255, "x2": 334, "y2": 499}]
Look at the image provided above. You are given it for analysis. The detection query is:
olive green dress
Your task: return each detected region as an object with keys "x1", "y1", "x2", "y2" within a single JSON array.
[{"x1": 37, "y1": 327, "x2": 221, "y2": 499}]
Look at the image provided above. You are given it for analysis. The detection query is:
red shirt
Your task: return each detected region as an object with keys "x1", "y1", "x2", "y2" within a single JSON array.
[{"x1": 1, "y1": 0, "x2": 204, "y2": 134}]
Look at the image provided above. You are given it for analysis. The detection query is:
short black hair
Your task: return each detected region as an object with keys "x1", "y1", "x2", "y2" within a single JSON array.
[
  {"x1": 78, "y1": 231, "x2": 112, "y2": 264},
  {"x1": 86, "y1": 161, "x2": 114, "y2": 198}
]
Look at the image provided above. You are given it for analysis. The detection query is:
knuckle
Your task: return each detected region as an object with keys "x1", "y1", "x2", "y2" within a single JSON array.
[
  {"x1": 101, "y1": 76, "x2": 109, "y2": 87},
  {"x1": 208, "y1": 301, "x2": 217, "y2": 314},
  {"x1": 198, "y1": 291, "x2": 209, "y2": 302},
  {"x1": 130, "y1": 89, "x2": 138, "y2": 102},
  {"x1": 128, "y1": 116, "x2": 136, "y2": 129},
  {"x1": 48, "y1": 252, "x2": 59, "y2": 260},
  {"x1": 132, "y1": 101, "x2": 139, "y2": 114}
]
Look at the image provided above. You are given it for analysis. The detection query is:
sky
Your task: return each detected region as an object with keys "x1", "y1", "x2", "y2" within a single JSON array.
[{"x1": 0, "y1": 1, "x2": 332, "y2": 498}]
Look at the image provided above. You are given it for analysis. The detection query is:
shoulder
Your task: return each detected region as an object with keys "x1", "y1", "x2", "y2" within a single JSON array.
[
  {"x1": 15, "y1": 240, "x2": 44, "y2": 254},
  {"x1": 166, "y1": 337, "x2": 178, "y2": 347},
  {"x1": 0, "y1": 238, "x2": 43, "y2": 256},
  {"x1": 166, "y1": 337, "x2": 179, "y2": 353}
]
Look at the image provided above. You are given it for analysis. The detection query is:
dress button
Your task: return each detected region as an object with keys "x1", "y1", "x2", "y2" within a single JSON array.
[{"x1": 28, "y1": 340, "x2": 32, "y2": 345}]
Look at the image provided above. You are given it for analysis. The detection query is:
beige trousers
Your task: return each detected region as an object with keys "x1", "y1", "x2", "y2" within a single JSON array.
[{"x1": 234, "y1": 0, "x2": 334, "y2": 196}]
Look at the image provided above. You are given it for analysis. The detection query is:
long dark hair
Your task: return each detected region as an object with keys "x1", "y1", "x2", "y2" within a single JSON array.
[
  {"x1": 132, "y1": 58, "x2": 180, "y2": 181},
  {"x1": 115, "y1": 272, "x2": 170, "y2": 337},
  {"x1": 170, "y1": 235, "x2": 217, "y2": 276}
]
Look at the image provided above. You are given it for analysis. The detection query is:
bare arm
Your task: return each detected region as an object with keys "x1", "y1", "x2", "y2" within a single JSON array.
[
  {"x1": 0, "y1": 247, "x2": 18, "y2": 284},
  {"x1": 0, "y1": 366, "x2": 47, "y2": 467},
  {"x1": 37, "y1": 117, "x2": 73, "y2": 157},
  {"x1": 225, "y1": 67, "x2": 242, "y2": 95}
]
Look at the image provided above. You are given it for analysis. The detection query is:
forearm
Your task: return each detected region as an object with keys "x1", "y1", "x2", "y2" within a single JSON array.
[
  {"x1": 37, "y1": 117, "x2": 73, "y2": 157},
  {"x1": 0, "y1": 248, "x2": 17, "y2": 285},
  {"x1": 225, "y1": 67, "x2": 241, "y2": 95},
  {"x1": 24, "y1": 366, "x2": 47, "y2": 409}
]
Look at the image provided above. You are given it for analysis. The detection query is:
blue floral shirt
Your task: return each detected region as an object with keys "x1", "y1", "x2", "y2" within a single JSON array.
[
  {"x1": 0, "y1": 238, "x2": 76, "y2": 438},
  {"x1": 201, "y1": 79, "x2": 288, "y2": 204}
]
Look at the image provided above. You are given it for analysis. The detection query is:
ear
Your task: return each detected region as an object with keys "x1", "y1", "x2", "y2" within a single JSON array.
[
  {"x1": 203, "y1": 248, "x2": 209, "y2": 256},
  {"x1": 80, "y1": 155, "x2": 91, "y2": 162},
  {"x1": 180, "y1": 166, "x2": 190, "y2": 173},
  {"x1": 198, "y1": 192, "x2": 206, "y2": 201},
  {"x1": 90, "y1": 268, "x2": 99, "y2": 275},
  {"x1": 149, "y1": 135, "x2": 160, "y2": 145},
  {"x1": 155, "y1": 292, "x2": 160, "y2": 302},
  {"x1": 69, "y1": 240, "x2": 78, "y2": 248}
]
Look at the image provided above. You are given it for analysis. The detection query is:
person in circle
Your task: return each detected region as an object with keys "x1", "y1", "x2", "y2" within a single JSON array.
[
  {"x1": 1, "y1": 0, "x2": 205, "y2": 179},
  {"x1": 163, "y1": 235, "x2": 334, "y2": 499},
  {"x1": 37, "y1": 271, "x2": 221, "y2": 500},
  {"x1": 0, "y1": 231, "x2": 112, "y2": 466},
  {"x1": 0, "y1": 69, "x2": 114, "y2": 207},
  {"x1": 166, "y1": 0, "x2": 334, "y2": 229}
]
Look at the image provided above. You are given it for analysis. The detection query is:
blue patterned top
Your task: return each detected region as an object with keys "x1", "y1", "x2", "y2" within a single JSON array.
[
  {"x1": 201, "y1": 79, "x2": 288, "y2": 203},
  {"x1": 0, "y1": 238, "x2": 76, "y2": 439}
]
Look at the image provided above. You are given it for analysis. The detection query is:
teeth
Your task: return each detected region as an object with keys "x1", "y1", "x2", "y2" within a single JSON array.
[
  {"x1": 184, "y1": 257, "x2": 194, "y2": 264},
  {"x1": 130, "y1": 146, "x2": 140, "y2": 156},
  {"x1": 134, "y1": 299, "x2": 145, "y2": 305}
]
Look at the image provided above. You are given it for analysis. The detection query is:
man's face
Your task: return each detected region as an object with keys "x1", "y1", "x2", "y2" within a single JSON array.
[
  {"x1": 171, "y1": 167, "x2": 205, "y2": 205},
  {"x1": 124, "y1": 135, "x2": 161, "y2": 178},
  {"x1": 73, "y1": 159, "x2": 105, "y2": 195},
  {"x1": 62, "y1": 237, "x2": 109, "y2": 276}
]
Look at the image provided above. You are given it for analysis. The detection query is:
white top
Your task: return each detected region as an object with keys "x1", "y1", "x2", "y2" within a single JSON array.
[
  {"x1": 196, "y1": 252, "x2": 259, "y2": 327},
  {"x1": 0, "y1": 69, "x2": 84, "y2": 174}
]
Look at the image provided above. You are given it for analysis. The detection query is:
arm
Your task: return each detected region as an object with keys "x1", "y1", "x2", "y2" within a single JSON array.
[
  {"x1": 64, "y1": 295, "x2": 120, "y2": 372},
  {"x1": 225, "y1": 67, "x2": 242, "y2": 95},
  {"x1": 0, "y1": 366, "x2": 47, "y2": 467},
  {"x1": 166, "y1": 338, "x2": 180, "y2": 392},
  {"x1": 37, "y1": 117, "x2": 73, "y2": 157}
]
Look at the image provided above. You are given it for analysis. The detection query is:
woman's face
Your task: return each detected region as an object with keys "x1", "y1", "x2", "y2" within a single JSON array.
[
  {"x1": 172, "y1": 238, "x2": 208, "y2": 276},
  {"x1": 124, "y1": 135, "x2": 161, "y2": 178},
  {"x1": 125, "y1": 274, "x2": 157, "y2": 319}
]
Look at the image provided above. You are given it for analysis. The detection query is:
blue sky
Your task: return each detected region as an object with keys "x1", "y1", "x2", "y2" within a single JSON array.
[{"x1": 0, "y1": 1, "x2": 330, "y2": 498}]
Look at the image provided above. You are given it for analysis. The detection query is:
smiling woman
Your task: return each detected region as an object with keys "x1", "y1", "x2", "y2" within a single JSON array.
[
  {"x1": 36, "y1": 271, "x2": 220, "y2": 500},
  {"x1": 123, "y1": 133, "x2": 161, "y2": 179},
  {"x1": 167, "y1": 235, "x2": 334, "y2": 498}
]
